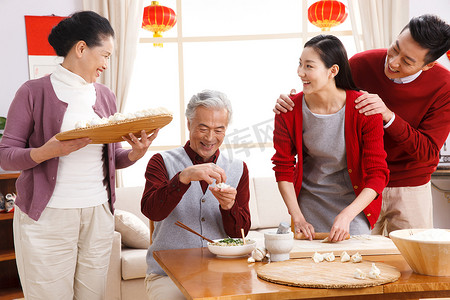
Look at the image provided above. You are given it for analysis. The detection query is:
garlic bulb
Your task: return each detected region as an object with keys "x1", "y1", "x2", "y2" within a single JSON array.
[{"x1": 252, "y1": 247, "x2": 267, "y2": 262}]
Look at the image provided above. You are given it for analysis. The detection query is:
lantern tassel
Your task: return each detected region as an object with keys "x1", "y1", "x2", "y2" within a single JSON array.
[{"x1": 153, "y1": 32, "x2": 163, "y2": 47}]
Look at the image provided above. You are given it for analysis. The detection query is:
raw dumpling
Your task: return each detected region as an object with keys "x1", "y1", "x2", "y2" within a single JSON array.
[
  {"x1": 74, "y1": 107, "x2": 172, "y2": 129},
  {"x1": 340, "y1": 251, "x2": 350, "y2": 262},
  {"x1": 216, "y1": 182, "x2": 230, "y2": 189},
  {"x1": 368, "y1": 263, "x2": 381, "y2": 279},
  {"x1": 351, "y1": 252, "x2": 363, "y2": 263},
  {"x1": 312, "y1": 252, "x2": 324, "y2": 263},
  {"x1": 75, "y1": 120, "x2": 89, "y2": 129},
  {"x1": 353, "y1": 268, "x2": 366, "y2": 279},
  {"x1": 320, "y1": 236, "x2": 329, "y2": 243},
  {"x1": 323, "y1": 252, "x2": 335, "y2": 262}
]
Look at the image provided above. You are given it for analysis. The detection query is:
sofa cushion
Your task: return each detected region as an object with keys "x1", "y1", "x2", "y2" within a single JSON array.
[
  {"x1": 121, "y1": 248, "x2": 148, "y2": 280},
  {"x1": 114, "y1": 186, "x2": 148, "y2": 225},
  {"x1": 115, "y1": 209, "x2": 150, "y2": 249},
  {"x1": 253, "y1": 177, "x2": 290, "y2": 228},
  {"x1": 248, "y1": 178, "x2": 260, "y2": 230},
  {"x1": 120, "y1": 277, "x2": 148, "y2": 300},
  {"x1": 245, "y1": 230, "x2": 265, "y2": 248}
]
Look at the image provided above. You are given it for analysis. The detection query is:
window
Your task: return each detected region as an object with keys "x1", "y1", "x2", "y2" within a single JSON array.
[{"x1": 122, "y1": 0, "x2": 356, "y2": 186}]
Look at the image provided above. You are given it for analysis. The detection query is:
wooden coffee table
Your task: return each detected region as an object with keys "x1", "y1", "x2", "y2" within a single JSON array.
[{"x1": 154, "y1": 247, "x2": 450, "y2": 300}]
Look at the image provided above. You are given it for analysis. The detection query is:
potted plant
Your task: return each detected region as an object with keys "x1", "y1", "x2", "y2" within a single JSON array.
[
  {"x1": 0, "y1": 117, "x2": 5, "y2": 139},
  {"x1": 0, "y1": 117, "x2": 4, "y2": 172}
]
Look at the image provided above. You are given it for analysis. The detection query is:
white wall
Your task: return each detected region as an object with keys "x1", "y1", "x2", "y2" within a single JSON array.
[
  {"x1": 0, "y1": 0, "x2": 449, "y2": 226},
  {"x1": 409, "y1": 0, "x2": 450, "y2": 69},
  {"x1": 1, "y1": 0, "x2": 449, "y2": 117},
  {"x1": 0, "y1": 0, "x2": 82, "y2": 117},
  {"x1": 409, "y1": 0, "x2": 450, "y2": 229}
]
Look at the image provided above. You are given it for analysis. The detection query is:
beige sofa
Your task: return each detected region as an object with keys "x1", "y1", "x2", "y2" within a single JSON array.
[{"x1": 106, "y1": 177, "x2": 290, "y2": 300}]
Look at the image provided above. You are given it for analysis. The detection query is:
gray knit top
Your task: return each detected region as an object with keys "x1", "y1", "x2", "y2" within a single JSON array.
[{"x1": 299, "y1": 97, "x2": 370, "y2": 235}]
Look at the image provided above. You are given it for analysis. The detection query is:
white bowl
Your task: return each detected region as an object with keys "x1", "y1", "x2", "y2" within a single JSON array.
[
  {"x1": 389, "y1": 228, "x2": 450, "y2": 276},
  {"x1": 264, "y1": 231, "x2": 294, "y2": 262},
  {"x1": 207, "y1": 238, "x2": 256, "y2": 258}
]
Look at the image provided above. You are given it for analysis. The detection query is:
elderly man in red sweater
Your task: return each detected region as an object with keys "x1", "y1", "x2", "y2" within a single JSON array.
[{"x1": 274, "y1": 14, "x2": 450, "y2": 235}]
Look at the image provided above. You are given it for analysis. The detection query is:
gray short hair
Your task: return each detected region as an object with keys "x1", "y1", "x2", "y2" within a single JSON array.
[{"x1": 185, "y1": 90, "x2": 232, "y2": 123}]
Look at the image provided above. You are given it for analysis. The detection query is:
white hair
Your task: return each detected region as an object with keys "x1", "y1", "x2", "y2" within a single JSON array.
[{"x1": 185, "y1": 90, "x2": 232, "y2": 123}]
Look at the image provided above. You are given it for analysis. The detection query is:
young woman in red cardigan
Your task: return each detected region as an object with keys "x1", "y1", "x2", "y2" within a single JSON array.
[{"x1": 272, "y1": 35, "x2": 389, "y2": 242}]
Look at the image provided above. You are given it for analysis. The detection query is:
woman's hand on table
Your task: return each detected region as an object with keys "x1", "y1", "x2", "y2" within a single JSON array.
[
  {"x1": 124, "y1": 128, "x2": 159, "y2": 161},
  {"x1": 30, "y1": 136, "x2": 91, "y2": 163},
  {"x1": 329, "y1": 212, "x2": 352, "y2": 242}
]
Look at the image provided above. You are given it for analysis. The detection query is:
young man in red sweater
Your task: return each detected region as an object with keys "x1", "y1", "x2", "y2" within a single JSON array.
[{"x1": 274, "y1": 14, "x2": 450, "y2": 235}]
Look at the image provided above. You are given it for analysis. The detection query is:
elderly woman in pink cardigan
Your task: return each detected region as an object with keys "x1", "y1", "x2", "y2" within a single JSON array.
[{"x1": 0, "y1": 11, "x2": 158, "y2": 300}]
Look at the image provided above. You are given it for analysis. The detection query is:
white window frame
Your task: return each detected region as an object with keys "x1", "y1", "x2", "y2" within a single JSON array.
[
  {"x1": 121, "y1": 0, "x2": 361, "y2": 186},
  {"x1": 135, "y1": 0, "x2": 358, "y2": 152}
]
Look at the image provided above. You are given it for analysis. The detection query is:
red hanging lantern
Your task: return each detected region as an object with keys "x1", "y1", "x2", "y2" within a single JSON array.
[
  {"x1": 447, "y1": 50, "x2": 450, "y2": 61},
  {"x1": 308, "y1": 0, "x2": 348, "y2": 31},
  {"x1": 142, "y1": 1, "x2": 177, "y2": 47}
]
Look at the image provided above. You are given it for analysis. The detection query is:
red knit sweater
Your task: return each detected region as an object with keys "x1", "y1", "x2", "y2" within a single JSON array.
[
  {"x1": 272, "y1": 90, "x2": 389, "y2": 227},
  {"x1": 349, "y1": 49, "x2": 450, "y2": 187}
]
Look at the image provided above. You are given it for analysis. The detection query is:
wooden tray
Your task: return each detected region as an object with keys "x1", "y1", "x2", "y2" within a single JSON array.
[
  {"x1": 55, "y1": 114, "x2": 173, "y2": 144},
  {"x1": 257, "y1": 259, "x2": 400, "y2": 289},
  {"x1": 289, "y1": 235, "x2": 400, "y2": 258}
]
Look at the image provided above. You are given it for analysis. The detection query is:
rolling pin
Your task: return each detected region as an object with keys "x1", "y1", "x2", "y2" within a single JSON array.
[{"x1": 294, "y1": 232, "x2": 350, "y2": 240}]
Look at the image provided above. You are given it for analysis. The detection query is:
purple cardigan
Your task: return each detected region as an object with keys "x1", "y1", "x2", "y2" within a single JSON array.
[{"x1": 0, "y1": 76, "x2": 134, "y2": 221}]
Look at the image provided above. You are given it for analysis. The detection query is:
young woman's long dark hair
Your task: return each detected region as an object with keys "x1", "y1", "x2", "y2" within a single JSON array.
[{"x1": 304, "y1": 35, "x2": 358, "y2": 91}]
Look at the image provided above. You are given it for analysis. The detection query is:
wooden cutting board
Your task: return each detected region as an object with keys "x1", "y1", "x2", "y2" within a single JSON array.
[
  {"x1": 257, "y1": 259, "x2": 400, "y2": 288},
  {"x1": 289, "y1": 235, "x2": 400, "y2": 259},
  {"x1": 55, "y1": 114, "x2": 173, "y2": 144}
]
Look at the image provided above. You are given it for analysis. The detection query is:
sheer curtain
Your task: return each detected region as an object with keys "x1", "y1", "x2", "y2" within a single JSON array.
[
  {"x1": 83, "y1": 0, "x2": 145, "y2": 187},
  {"x1": 82, "y1": 0, "x2": 144, "y2": 113},
  {"x1": 348, "y1": 0, "x2": 410, "y2": 50}
]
